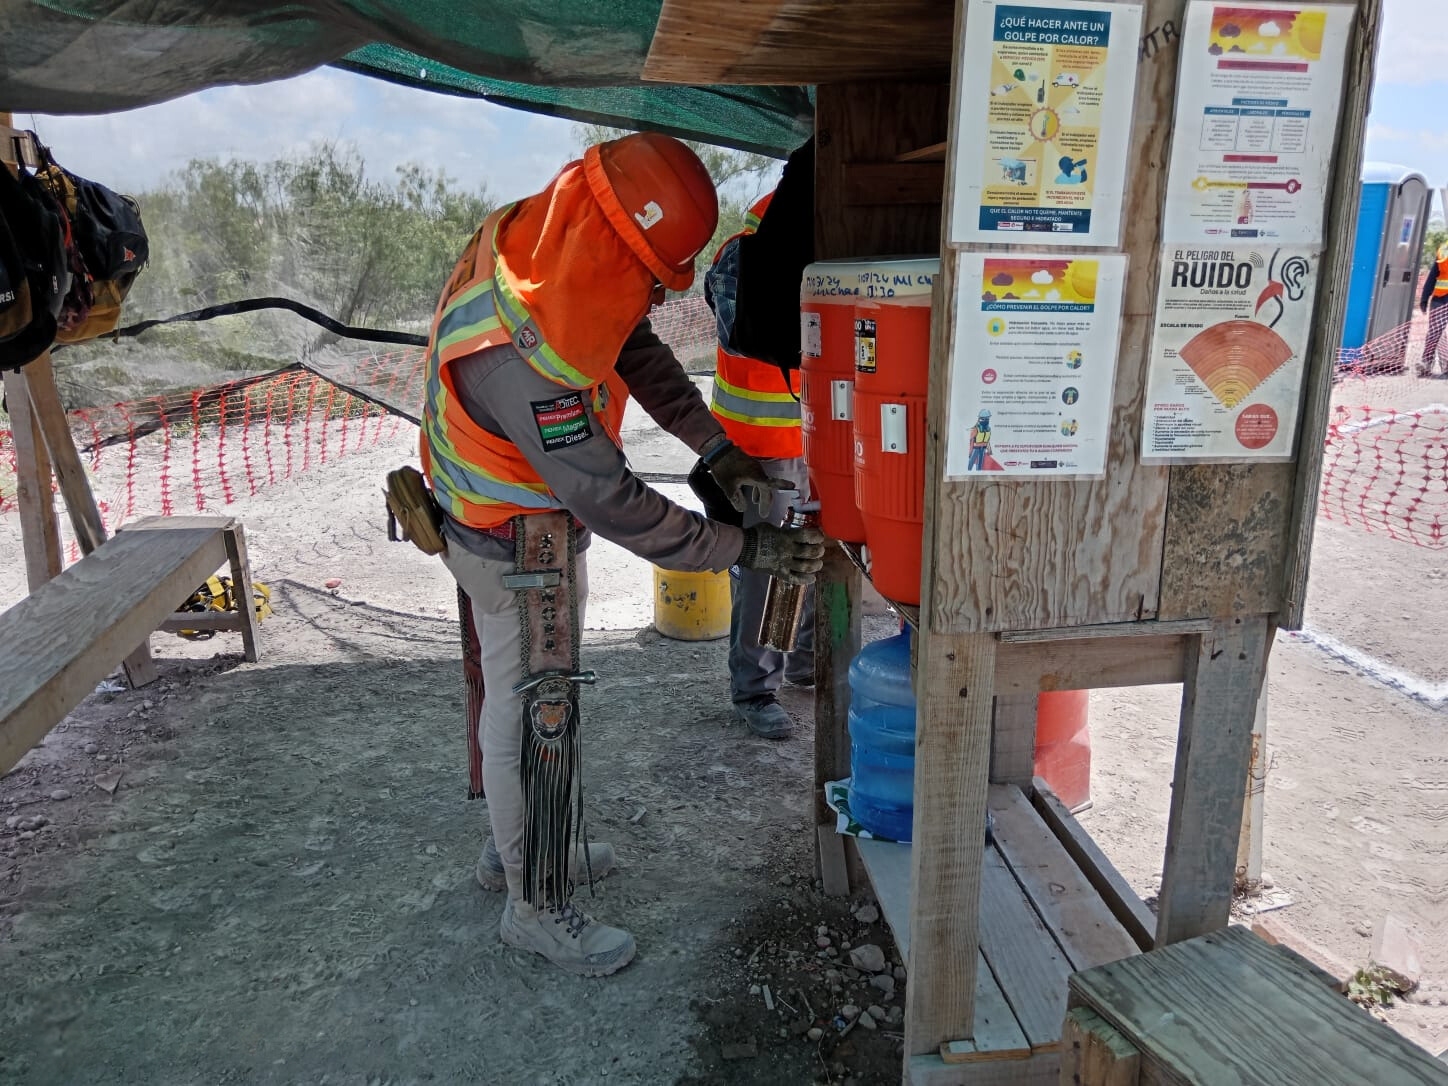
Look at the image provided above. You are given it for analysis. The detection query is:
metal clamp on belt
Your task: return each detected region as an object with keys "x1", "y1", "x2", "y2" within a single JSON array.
[
  {"x1": 501, "y1": 570, "x2": 562, "y2": 591},
  {"x1": 513, "y1": 670, "x2": 597, "y2": 697}
]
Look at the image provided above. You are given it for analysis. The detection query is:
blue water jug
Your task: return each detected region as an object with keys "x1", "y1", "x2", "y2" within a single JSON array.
[{"x1": 847, "y1": 629, "x2": 917, "y2": 841}]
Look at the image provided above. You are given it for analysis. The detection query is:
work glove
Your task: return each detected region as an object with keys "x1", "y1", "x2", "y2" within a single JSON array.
[
  {"x1": 706, "y1": 442, "x2": 796, "y2": 519},
  {"x1": 739, "y1": 523, "x2": 827, "y2": 585}
]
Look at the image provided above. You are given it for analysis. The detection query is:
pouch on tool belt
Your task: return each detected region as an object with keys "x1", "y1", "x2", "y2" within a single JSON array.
[{"x1": 384, "y1": 465, "x2": 448, "y2": 556}]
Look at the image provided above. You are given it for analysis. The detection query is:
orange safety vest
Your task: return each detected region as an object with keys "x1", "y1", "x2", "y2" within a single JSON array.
[
  {"x1": 1435, "y1": 247, "x2": 1448, "y2": 298},
  {"x1": 708, "y1": 192, "x2": 804, "y2": 461},
  {"x1": 421, "y1": 185, "x2": 640, "y2": 530}
]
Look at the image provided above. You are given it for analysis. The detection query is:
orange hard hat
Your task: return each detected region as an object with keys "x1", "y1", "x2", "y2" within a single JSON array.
[{"x1": 584, "y1": 132, "x2": 719, "y2": 292}]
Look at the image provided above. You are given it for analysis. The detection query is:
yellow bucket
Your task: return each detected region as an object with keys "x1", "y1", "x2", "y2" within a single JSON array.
[{"x1": 652, "y1": 566, "x2": 731, "y2": 641}]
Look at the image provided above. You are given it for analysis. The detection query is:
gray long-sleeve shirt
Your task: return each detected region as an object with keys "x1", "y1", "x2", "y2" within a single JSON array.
[{"x1": 441, "y1": 318, "x2": 745, "y2": 573}]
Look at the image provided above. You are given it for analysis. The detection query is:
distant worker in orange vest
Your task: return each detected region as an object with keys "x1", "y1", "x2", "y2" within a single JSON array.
[
  {"x1": 420, "y1": 134, "x2": 825, "y2": 977},
  {"x1": 1417, "y1": 242, "x2": 1448, "y2": 377},
  {"x1": 706, "y1": 191, "x2": 815, "y2": 740}
]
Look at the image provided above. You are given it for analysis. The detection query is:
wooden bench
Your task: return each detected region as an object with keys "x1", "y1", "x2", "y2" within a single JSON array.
[
  {"x1": 0, "y1": 515, "x2": 260, "y2": 775},
  {"x1": 1062, "y1": 925, "x2": 1447, "y2": 1085}
]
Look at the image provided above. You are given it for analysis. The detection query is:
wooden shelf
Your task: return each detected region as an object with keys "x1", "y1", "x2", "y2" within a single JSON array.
[
  {"x1": 848, "y1": 783, "x2": 1147, "y2": 1085},
  {"x1": 838, "y1": 541, "x2": 919, "y2": 630}
]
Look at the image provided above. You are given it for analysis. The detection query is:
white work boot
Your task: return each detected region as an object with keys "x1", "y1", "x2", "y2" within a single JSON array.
[
  {"x1": 499, "y1": 896, "x2": 636, "y2": 977},
  {"x1": 474, "y1": 836, "x2": 617, "y2": 892}
]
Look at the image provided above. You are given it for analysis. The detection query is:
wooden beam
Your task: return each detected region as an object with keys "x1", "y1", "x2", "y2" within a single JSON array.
[
  {"x1": 1156, "y1": 617, "x2": 1272, "y2": 946},
  {"x1": 1281, "y1": 0, "x2": 1386, "y2": 630},
  {"x1": 1060, "y1": 1006, "x2": 1142, "y2": 1086},
  {"x1": 1032, "y1": 780, "x2": 1157, "y2": 954},
  {"x1": 843, "y1": 162, "x2": 948, "y2": 206},
  {"x1": 904, "y1": 631, "x2": 995, "y2": 1057},
  {"x1": 642, "y1": 0, "x2": 954, "y2": 85},
  {"x1": 994, "y1": 636, "x2": 1187, "y2": 694},
  {"x1": 0, "y1": 526, "x2": 226, "y2": 774},
  {"x1": 2, "y1": 367, "x2": 63, "y2": 592}
]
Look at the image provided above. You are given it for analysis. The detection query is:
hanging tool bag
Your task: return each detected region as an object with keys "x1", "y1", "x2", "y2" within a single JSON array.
[
  {"x1": 176, "y1": 575, "x2": 272, "y2": 640},
  {"x1": 0, "y1": 149, "x2": 70, "y2": 369},
  {"x1": 384, "y1": 465, "x2": 448, "y2": 556},
  {"x1": 31, "y1": 133, "x2": 148, "y2": 345}
]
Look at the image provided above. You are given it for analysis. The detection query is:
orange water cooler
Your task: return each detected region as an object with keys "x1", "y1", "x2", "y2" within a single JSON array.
[
  {"x1": 1034, "y1": 690, "x2": 1091, "y2": 810},
  {"x1": 800, "y1": 261, "x2": 872, "y2": 543},
  {"x1": 850, "y1": 258, "x2": 938, "y2": 605}
]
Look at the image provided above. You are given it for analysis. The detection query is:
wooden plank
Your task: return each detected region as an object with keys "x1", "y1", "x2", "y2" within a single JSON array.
[
  {"x1": 0, "y1": 122, "x2": 40, "y2": 169},
  {"x1": 922, "y1": 0, "x2": 1182, "y2": 635},
  {"x1": 905, "y1": 632, "x2": 996, "y2": 1058},
  {"x1": 157, "y1": 612, "x2": 246, "y2": 634},
  {"x1": 2, "y1": 367, "x2": 63, "y2": 592},
  {"x1": 223, "y1": 524, "x2": 261, "y2": 662},
  {"x1": 856, "y1": 836, "x2": 914, "y2": 957},
  {"x1": 910, "y1": 1051, "x2": 1059, "y2": 1086},
  {"x1": 969, "y1": 951, "x2": 1034, "y2": 1060},
  {"x1": 0, "y1": 527, "x2": 226, "y2": 774},
  {"x1": 994, "y1": 637, "x2": 1187, "y2": 695},
  {"x1": 1070, "y1": 927, "x2": 1448, "y2": 1086},
  {"x1": 814, "y1": 81, "x2": 950, "y2": 261},
  {"x1": 817, "y1": 824, "x2": 850, "y2": 898},
  {"x1": 987, "y1": 785, "x2": 1138, "y2": 972},
  {"x1": 990, "y1": 693, "x2": 1037, "y2": 788},
  {"x1": 1156, "y1": 618, "x2": 1271, "y2": 946},
  {"x1": 977, "y1": 847, "x2": 1074, "y2": 1051},
  {"x1": 1280, "y1": 0, "x2": 1384, "y2": 632},
  {"x1": 1032, "y1": 781, "x2": 1156, "y2": 954},
  {"x1": 896, "y1": 141, "x2": 948, "y2": 163},
  {"x1": 843, "y1": 162, "x2": 947, "y2": 206},
  {"x1": 1061, "y1": 1006, "x2": 1142, "y2": 1086},
  {"x1": 642, "y1": 0, "x2": 954, "y2": 85},
  {"x1": 998, "y1": 620, "x2": 1211, "y2": 645}
]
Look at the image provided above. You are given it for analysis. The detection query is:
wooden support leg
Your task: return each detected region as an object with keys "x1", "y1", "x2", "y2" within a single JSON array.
[
  {"x1": 904, "y1": 631, "x2": 996, "y2": 1058},
  {"x1": 990, "y1": 691, "x2": 1038, "y2": 787},
  {"x1": 814, "y1": 543, "x2": 861, "y2": 897},
  {"x1": 223, "y1": 523, "x2": 261, "y2": 663},
  {"x1": 24, "y1": 353, "x2": 157, "y2": 686},
  {"x1": 1061, "y1": 1005, "x2": 1142, "y2": 1086},
  {"x1": 3, "y1": 367, "x2": 63, "y2": 591},
  {"x1": 1235, "y1": 680, "x2": 1269, "y2": 895},
  {"x1": 1156, "y1": 616, "x2": 1271, "y2": 946}
]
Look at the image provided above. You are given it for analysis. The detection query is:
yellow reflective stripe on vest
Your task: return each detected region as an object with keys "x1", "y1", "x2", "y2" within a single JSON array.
[
  {"x1": 423, "y1": 354, "x2": 562, "y2": 515},
  {"x1": 710, "y1": 373, "x2": 803, "y2": 427},
  {"x1": 434, "y1": 279, "x2": 504, "y2": 354}
]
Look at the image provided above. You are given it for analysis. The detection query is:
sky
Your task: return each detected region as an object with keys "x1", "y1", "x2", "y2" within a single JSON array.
[{"x1": 8, "y1": 0, "x2": 1446, "y2": 206}]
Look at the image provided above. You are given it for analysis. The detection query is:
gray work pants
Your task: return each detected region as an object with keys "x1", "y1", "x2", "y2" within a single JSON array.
[
  {"x1": 443, "y1": 544, "x2": 590, "y2": 900},
  {"x1": 729, "y1": 456, "x2": 815, "y2": 702}
]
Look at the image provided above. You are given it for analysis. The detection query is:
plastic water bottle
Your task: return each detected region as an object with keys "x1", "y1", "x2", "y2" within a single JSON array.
[{"x1": 847, "y1": 628, "x2": 917, "y2": 841}]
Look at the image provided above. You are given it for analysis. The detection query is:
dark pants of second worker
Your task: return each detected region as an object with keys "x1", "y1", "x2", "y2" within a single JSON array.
[
  {"x1": 1423, "y1": 296, "x2": 1448, "y2": 376},
  {"x1": 729, "y1": 456, "x2": 815, "y2": 701}
]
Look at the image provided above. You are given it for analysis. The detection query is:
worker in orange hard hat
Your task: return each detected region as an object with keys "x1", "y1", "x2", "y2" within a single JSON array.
[
  {"x1": 418, "y1": 131, "x2": 825, "y2": 977},
  {"x1": 703, "y1": 190, "x2": 814, "y2": 740}
]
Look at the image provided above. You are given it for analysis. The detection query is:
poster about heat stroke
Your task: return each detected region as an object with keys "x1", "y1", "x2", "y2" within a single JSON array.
[
  {"x1": 946, "y1": 252, "x2": 1127, "y2": 479},
  {"x1": 1143, "y1": 244, "x2": 1319, "y2": 461},
  {"x1": 952, "y1": 0, "x2": 1142, "y2": 247},
  {"x1": 1164, "y1": 2, "x2": 1351, "y2": 245}
]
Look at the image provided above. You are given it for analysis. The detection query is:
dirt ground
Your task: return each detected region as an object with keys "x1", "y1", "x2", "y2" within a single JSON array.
[{"x1": 1, "y1": 381, "x2": 1444, "y2": 1080}]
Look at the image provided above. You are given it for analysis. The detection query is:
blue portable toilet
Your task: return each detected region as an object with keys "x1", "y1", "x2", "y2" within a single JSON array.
[{"x1": 1341, "y1": 163, "x2": 1433, "y2": 366}]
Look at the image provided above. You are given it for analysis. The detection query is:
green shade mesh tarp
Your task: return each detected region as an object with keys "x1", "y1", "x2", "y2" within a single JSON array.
[{"x1": 0, "y1": 1, "x2": 814, "y2": 156}]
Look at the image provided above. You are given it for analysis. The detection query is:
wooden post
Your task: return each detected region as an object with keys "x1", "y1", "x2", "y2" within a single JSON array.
[
  {"x1": 2, "y1": 367, "x2": 63, "y2": 591},
  {"x1": 1061, "y1": 1005, "x2": 1142, "y2": 1086},
  {"x1": 1156, "y1": 617, "x2": 1271, "y2": 945},
  {"x1": 814, "y1": 544, "x2": 860, "y2": 896},
  {"x1": 223, "y1": 523, "x2": 262, "y2": 663},
  {"x1": 1234, "y1": 680, "x2": 1268, "y2": 895},
  {"x1": 904, "y1": 630, "x2": 995, "y2": 1057}
]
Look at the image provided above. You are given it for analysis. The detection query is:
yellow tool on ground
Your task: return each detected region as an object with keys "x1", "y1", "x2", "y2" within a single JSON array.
[{"x1": 176, "y1": 575, "x2": 272, "y2": 640}]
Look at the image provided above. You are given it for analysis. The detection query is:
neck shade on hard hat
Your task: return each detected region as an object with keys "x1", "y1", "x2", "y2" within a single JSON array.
[{"x1": 584, "y1": 132, "x2": 719, "y2": 293}]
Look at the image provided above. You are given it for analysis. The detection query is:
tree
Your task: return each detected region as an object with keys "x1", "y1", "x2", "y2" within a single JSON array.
[
  {"x1": 1422, "y1": 227, "x2": 1447, "y2": 270},
  {"x1": 571, "y1": 124, "x2": 782, "y2": 290}
]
